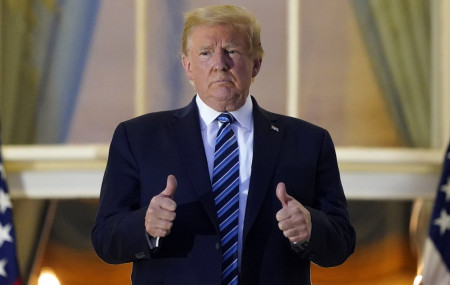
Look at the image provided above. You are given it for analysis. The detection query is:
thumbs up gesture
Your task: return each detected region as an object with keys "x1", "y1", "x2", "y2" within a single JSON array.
[
  {"x1": 275, "y1": 182, "x2": 312, "y2": 244},
  {"x1": 145, "y1": 175, "x2": 178, "y2": 237}
]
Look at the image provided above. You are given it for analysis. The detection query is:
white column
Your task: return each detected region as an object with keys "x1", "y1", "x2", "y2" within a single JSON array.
[
  {"x1": 286, "y1": 0, "x2": 300, "y2": 118},
  {"x1": 135, "y1": 0, "x2": 148, "y2": 116},
  {"x1": 431, "y1": 0, "x2": 450, "y2": 148}
]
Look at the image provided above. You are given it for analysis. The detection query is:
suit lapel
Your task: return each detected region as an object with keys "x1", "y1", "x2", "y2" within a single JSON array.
[
  {"x1": 243, "y1": 98, "x2": 283, "y2": 241},
  {"x1": 169, "y1": 98, "x2": 219, "y2": 233}
]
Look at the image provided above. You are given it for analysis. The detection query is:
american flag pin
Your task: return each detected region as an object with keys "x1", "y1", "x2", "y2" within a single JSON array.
[{"x1": 271, "y1": 125, "x2": 279, "y2": 132}]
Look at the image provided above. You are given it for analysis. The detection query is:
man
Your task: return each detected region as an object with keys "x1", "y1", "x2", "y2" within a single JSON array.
[{"x1": 92, "y1": 5, "x2": 355, "y2": 285}]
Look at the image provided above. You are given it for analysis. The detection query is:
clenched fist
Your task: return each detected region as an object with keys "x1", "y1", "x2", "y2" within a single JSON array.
[
  {"x1": 145, "y1": 175, "x2": 177, "y2": 237},
  {"x1": 275, "y1": 182, "x2": 311, "y2": 244}
]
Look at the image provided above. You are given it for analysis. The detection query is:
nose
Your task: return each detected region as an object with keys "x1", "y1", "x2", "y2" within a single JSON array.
[{"x1": 212, "y1": 50, "x2": 230, "y2": 71}]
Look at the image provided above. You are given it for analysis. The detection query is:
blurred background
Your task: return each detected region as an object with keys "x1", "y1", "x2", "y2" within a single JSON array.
[{"x1": 1, "y1": 0, "x2": 449, "y2": 284}]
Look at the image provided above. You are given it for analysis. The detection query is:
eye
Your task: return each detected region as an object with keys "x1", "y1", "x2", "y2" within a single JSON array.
[
  {"x1": 199, "y1": 51, "x2": 210, "y2": 56},
  {"x1": 225, "y1": 49, "x2": 236, "y2": 55}
]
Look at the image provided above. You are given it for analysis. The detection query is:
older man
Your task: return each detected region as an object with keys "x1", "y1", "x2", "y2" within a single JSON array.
[{"x1": 92, "y1": 5, "x2": 355, "y2": 285}]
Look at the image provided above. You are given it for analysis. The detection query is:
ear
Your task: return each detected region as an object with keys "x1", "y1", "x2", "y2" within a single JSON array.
[
  {"x1": 252, "y1": 58, "x2": 262, "y2": 78},
  {"x1": 182, "y1": 55, "x2": 194, "y2": 81}
]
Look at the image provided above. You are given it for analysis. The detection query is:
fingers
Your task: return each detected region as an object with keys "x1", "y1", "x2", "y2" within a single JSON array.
[
  {"x1": 275, "y1": 182, "x2": 312, "y2": 243},
  {"x1": 145, "y1": 175, "x2": 178, "y2": 237},
  {"x1": 149, "y1": 199, "x2": 176, "y2": 222},
  {"x1": 277, "y1": 207, "x2": 311, "y2": 243},
  {"x1": 145, "y1": 209, "x2": 175, "y2": 237},
  {"x1": 279, "y1": 226, "x2": 310, "y2": 243},
  {"x1": 277, "y1": 213, "x2": 310, "y2": 242}
]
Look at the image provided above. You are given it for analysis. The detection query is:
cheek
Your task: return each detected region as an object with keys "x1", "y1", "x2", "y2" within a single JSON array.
[
  {"x1": 192, "y1": 61, "x2": 210, "y2": 74},
  {"x1": 236, "y1": 66, "x2": 254, "y2": 84}
]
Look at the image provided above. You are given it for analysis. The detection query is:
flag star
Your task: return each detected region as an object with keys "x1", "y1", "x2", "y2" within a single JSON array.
[
  {"x1": 0, "y1": 223, "x2": 13, "y2": 247},
  {"x1": 0, "y1": 190, "x2": 12, "y2": 214},
  {"x1": 441, "y1": 177, "x2": 450, "y2": 202},
  {"x1": 0, "y1": 258, "x2": 7, "y2": 277},
  {"x1": 434, "y1": 209, "x2": 450, "y2": 235}
]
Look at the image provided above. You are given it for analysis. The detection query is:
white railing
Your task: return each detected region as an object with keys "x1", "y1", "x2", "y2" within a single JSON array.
[{"x1": 2, "y1": 145, "x2": 444, "y2": 200}]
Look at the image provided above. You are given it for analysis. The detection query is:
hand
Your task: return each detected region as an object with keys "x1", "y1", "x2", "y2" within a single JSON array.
[
  {"x1": 275, "y1": 182, "x2": 311, "y2": 244},
  {"x1": 145, "y1": 175, "x2": 177, "y2": 237}
]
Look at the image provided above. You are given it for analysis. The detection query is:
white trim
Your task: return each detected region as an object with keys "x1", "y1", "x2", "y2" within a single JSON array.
[
  {"x1": 336, "y1": 147, "x2": 443, "y2": 165},
  {"x1": 2, "y1": 144, "x2": 108, "y2": 161},
  {"x1": 1, "y1": 145, "x2": 443, "y2": 200}
]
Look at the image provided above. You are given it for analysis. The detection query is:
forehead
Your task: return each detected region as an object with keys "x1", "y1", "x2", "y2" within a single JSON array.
[{"x1": 189, "y1": 24, "x2": 249, "y2": 47}]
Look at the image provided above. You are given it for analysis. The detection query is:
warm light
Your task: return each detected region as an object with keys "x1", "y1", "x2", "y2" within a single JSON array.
[
  {"x1": 414, "y1": 275, "x2": 423, "y2": 285},
  {"x1": 38, "y1": 267, "x2": 61, "y2": 285}
]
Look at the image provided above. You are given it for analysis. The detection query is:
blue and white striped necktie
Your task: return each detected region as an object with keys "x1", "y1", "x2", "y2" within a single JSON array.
[{"x1": 212, "y1": 112, "x2": 239, "y2": 285}]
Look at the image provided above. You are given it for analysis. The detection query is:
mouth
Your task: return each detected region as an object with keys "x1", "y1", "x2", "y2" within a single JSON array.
[{"x1": 212, "y1": 78, "x2": 233, "y2": 85}]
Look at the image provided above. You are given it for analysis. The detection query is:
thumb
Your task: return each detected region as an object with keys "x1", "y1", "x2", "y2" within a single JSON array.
[
  {"x1": 161, "y1": 174, "x2": 177, "y2": 198},
  {"x1": 276, "y1": 182, "x2": 291, "y2": 208}
]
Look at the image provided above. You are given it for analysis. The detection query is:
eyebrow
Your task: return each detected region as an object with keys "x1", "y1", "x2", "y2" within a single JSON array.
[{"x1": 197, "y1": 42, "x2": 243, "y2": 51}]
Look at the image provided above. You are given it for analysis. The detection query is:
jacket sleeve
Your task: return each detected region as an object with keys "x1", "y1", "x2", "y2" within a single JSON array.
[
  {"x1": 91, "y1": 122, "x2": 152, "y2": 264},
  {"x1": 302, "y1": 130, "x2": 356, "y2": 267}
]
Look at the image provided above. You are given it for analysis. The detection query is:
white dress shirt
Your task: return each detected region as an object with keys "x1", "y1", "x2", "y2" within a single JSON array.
[{"x1": 196, "y1": 95, "x2": 254, "y2": 266}]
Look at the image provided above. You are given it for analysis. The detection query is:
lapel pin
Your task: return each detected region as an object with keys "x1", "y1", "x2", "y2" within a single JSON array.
[{"x1": 271, "y1": 125, "x2": 279, "y2": 132}]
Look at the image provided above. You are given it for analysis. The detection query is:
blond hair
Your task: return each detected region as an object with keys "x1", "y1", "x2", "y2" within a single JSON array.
[{"x1": 181, "y1": 5, "x2": 264, "y2": 60}]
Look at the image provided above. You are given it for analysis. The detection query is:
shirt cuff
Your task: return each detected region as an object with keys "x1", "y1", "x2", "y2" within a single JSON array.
[
  {"x1": 146, "y1": 234, "x2": 161, "y2": 251},
  {"x1": 291, "y1": 240, "x2": 309, "y2": 252}
]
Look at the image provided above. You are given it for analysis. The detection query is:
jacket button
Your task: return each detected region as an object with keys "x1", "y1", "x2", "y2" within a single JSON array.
[
  {"x1": 215, "y1": 242, "x2": 221, "y2": 250},
  {"x1": 135, "y1": 252, "x2": 146, "y2": 259}
]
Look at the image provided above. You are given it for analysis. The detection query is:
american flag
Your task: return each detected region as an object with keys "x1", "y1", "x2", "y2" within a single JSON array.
[
  {"x1": 0, "y1": 148, "x2": 22, "y2": 285},
  {"x1": 422, "y1": 143, "x2": 450, "y2": 284}
]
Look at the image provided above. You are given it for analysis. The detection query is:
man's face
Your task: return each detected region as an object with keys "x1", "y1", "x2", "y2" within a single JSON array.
[{"x1": 182, "y1": 24, "x2": 262, "y2": 112}]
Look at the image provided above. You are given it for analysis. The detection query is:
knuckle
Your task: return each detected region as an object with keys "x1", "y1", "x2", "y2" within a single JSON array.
[
  {"x1": 278, "y1": 222, "x2": 284, "y2": 231},
  {"x1": 163, "y1": 220, "x2": 173, "y2": 230}
]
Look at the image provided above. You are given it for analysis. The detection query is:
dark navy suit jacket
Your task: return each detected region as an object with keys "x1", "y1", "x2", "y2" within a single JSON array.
[{"x1": 91, "y1": 97, "x2": 355, "y2": 284}]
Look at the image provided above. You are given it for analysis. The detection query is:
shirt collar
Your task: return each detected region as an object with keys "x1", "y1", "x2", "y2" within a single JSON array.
[{"x1": 196, "y1": 95, "x2": 253, "y2": 131}]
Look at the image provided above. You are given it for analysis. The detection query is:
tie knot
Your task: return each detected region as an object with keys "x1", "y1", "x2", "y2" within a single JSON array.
[{"x1": 217, "y1": 112, "x2": 234, "y2": 124}]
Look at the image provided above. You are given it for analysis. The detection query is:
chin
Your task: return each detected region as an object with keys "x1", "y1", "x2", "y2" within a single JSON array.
[{"x1": 218, "y1": 95, "x2": 247, "y2": 111}]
